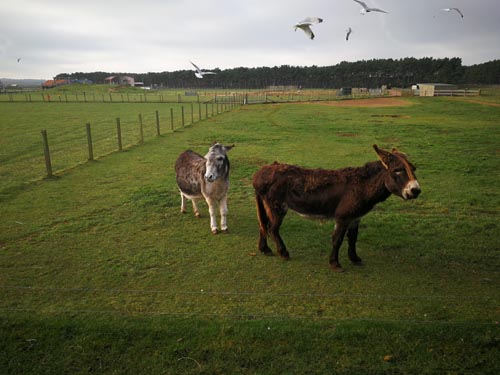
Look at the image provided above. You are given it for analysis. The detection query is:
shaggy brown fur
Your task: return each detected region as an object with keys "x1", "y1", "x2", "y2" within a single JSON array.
[
  {"x1": 252, "y1": 145, "x2": 421, "y2": 271},
  {"x1": 175, "y1": 143, "x2": 233, "y2": 234}
]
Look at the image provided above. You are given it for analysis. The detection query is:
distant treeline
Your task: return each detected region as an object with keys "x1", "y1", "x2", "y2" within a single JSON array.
[{"x1": 55, "y1": 58, "x2": 500, "y2": 89}]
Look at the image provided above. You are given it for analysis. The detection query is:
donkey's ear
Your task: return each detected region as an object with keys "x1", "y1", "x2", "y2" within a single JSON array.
[
  {"x1": 224, "y1": 144, "x2": 235, "y2": 152},
  {"x1": 373, "y1": 144, "x2": 393, "y2": 169},
  {"x1": 392, "y1": 147, "x2": 408, "y2": 158}
]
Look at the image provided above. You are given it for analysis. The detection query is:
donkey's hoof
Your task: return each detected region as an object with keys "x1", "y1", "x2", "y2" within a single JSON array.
[
  {"x1": 279, "y1": 252, "x2": 290, "y2": 261},
  {"x1": 221, "y1": 228, "x2": 229, "y2": 234},
  {"x1": 330, "y1": 264, "x2": 345, "y2": 273},
  {"x1": 260, "y1": 248, "x2": 274, "y2": 256},
  {"x1": 211, "y1": 228, "x2": 219, "y2": 235},
  {"x1": 195, "y1": 212, "x2": 201, "y2": 218}
]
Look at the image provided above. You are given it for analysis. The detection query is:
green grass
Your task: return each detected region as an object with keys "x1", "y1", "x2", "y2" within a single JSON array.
[{"x1": 0, "y1": 94, "x2": 499, "y2": 373}]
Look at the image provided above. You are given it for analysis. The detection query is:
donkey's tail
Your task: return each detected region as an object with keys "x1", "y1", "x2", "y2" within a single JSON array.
[{"x1": 255, "y1": 193, "x2": 270, "y2": 237}]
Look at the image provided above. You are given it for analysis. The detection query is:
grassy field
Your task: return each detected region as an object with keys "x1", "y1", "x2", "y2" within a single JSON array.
[
  {"x1": 0, "y1": 100, "x2": 235, "y2": 199},
  {"x1": 0, "y1": 91, "x2": 499, "y2": 373}
]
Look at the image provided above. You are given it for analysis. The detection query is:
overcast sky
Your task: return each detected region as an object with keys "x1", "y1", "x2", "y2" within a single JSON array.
[{"x1": 1, "y1": 0, "x2": 499, "y2": 79}]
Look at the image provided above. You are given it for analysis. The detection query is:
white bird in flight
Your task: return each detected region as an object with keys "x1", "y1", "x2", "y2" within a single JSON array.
[
  {"x1": 346, "y1": 27, "x2": 353, "y2": 41},
  {"x1": 190, "y1": 61, "x2": 216, "y2": 79},
  {"x1": 294, "y1": 16, "x2": 324, "y2": 40},
  {"x1": 352, "y1": 0, "x2": 388, "y2": 15},
  {"x1": 17, "y1": 57, "x2": 21, "y2": 63},
  {"x1": 442, "y1": 7, "x2": 464, "y2": 18}
]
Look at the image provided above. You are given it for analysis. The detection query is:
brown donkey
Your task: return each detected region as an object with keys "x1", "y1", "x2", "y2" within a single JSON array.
[{"x1": 252, "y1": 145, "x2": 421, "y2": 271}]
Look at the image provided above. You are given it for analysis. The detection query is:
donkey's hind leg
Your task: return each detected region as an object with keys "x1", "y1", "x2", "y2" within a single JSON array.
[
  {"x1": 269, "y1": 211, "x2": 289, "y2": 260},
  {"x1": 180, "y1": 191, "x2": 187, "y2": 214},
  {"x1": 263, "y1": 201, "x2": 289, "y2": 260},
  {"x1": 191, "y1": 198, "x2": 201, "y2": 218}
]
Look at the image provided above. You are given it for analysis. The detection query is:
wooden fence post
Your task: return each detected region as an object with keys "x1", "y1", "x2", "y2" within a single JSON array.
[
  {"x1": 41, "y1": 130, "x2": 53, "y2": 177},
  {"x1": 198, "y1": 103, "x2": 202, "y2": 121},
  {"x1": 116, "y1": 118, "x2": 122, "y2": 151},
  {"x1": 86, "y1": 123, "x2": 94, "y2": 161},
  {"x1": 205, "y1": 103, "x2": 208, "y2": 119},
  {"x1": 190, "y1": 103, "x2": 194, "y2": 124},
  {"x1": 156, "y1": 110, "x2": 160, "y2": 136},
  {"x1": 170, "y1": 108, "x2": 174, "y2": 131},
  {"x1": 138, "y1": 114, "x2": 144, "y2": 144},
  {"x1": 181, "y1": 106, "x2": 185, "y2": 127}
]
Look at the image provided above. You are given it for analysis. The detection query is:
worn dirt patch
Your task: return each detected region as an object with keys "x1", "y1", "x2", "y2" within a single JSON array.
[
  {"x1": 316, "y1": 97, "x2": 414, "y2": 107},
  {"x1": 371, "y1": 114, "x2": 411, "y2": 118},
  {"x1": 336, "y1": 132, "x2": 358, "y2": 137}
]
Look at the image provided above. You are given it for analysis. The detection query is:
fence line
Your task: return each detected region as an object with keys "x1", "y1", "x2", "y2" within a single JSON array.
[
  {"x1": 38, "y1": 101, "x2": 239, "y2": 178},
  {"x1": 1, "y1": 284, "x2": 496, "y2": 324},
  {"x1": 433, "y1": 89, "x2": 481, "y2": 97},
  {"x1": 0, "y1": 306, "x2": 495, "y2": 326},
  {"x1": 0, "y1": 284, "x2": 495, "y2": 302},
  {"x1": 0, "y1": 91, "x2": 247, "y2": 104},
  {"x1": 0, "y1": 89, "x2": 397, "y2": 104}
]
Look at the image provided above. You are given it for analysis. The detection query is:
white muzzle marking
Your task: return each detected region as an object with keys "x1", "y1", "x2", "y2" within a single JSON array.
[{"x1": 403, "y1": 180, "x2": 421, "y2": 200}]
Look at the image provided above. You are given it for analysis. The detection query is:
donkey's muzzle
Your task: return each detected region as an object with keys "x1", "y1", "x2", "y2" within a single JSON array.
[
  {"x1": 403, "y1": 180, "x2": 421, "y2": 200},
  {"x1": 205, "y1": 174, "x2": 217, "y2": 182}
]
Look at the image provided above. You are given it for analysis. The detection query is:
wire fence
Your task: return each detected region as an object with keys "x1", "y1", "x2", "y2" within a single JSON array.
[
  {"x1": 0, "y1": 99, "x2": 243, "y2": 201},
  {"x1": 0, "y1": 285, "x2": 497, "y2": 325},
  {"x1": 0, "y1": 91, "x2": 245, "y2": 104},
  {"x1": 0, "y1": 88, "x2": 392, "y2": 104},
  {"x1": 1, "y1": 89, "x2": 391, "y2": 197},
  {"x1": 41, "y1": 101, "x2": 237, "y2": 178}
]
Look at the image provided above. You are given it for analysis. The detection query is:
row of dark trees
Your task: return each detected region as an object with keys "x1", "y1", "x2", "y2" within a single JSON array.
[{"x1": 55, "y1": 58, "x2": 500, "y2": 89}]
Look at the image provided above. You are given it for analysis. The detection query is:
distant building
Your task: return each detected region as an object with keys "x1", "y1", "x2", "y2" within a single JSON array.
[
  {"x1": 42, "y1": 79, "x2": 70, "y2": 89},
  {"x1": 414, "y1": 83, "x2": 458, "y2": 96},
  {"x1": 104, "y1": 75, "x2": 135, "y2": 86}
]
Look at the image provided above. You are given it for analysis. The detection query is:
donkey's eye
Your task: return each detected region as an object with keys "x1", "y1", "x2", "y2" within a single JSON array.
[{"x1": 394, "y1": 170, "x2": 404, "y2": 176}]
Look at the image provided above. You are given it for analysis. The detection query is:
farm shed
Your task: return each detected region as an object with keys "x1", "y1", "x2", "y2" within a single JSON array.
[
  {"x1": 104, "y1": 76, "x2": 135, "y2": 86},
  {"x1": 416, "y1": 83, "x2": 458, "y2": 96}
]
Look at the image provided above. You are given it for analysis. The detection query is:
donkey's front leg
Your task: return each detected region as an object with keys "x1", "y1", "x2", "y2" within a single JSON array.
[
  {"x1": 330, "y1": 221, "x2": 349, "y2": 272},
  {"x1": 219, "y1": 196, "x2": 228, "y2": 232},
  {"x1": 206, "y1": 199, "x2": 219, "y2": 234},
  {"x1": 347, "y1": 220, "x2": 362, "y2": 265}
]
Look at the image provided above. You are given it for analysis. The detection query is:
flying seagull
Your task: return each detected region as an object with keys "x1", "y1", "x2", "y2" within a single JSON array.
[
  {"x1": 190, "y1": 61, "x2": 216, "y2": 79},
  {"x1": 352, "y1": 0, "x2": 388, "y2": 15},
  {"x1": 442, "y1": 7, "x2": 464, "y2": 18},
  {"x1": 294, "y1": 16, "x2": 323, "y2": 40},
  {"x1": 17, "y1": 58, "x2": 21, "y2": 63},
  {"x1": 345, "y1": 27, "x2": 353, "y2": 41}
]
